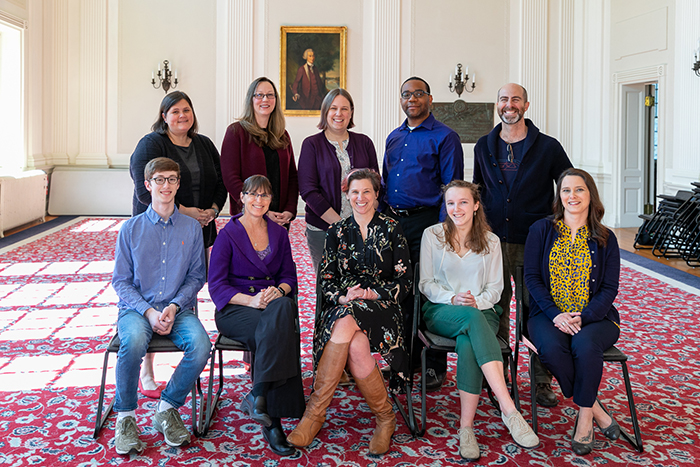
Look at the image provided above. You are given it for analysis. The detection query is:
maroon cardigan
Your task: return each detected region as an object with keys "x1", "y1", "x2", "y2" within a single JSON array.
[{"x1": 220, "y1": 122, "x2": 299, "y2": 215}]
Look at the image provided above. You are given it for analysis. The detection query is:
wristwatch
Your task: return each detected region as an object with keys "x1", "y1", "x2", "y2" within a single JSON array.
[
  {"x1": 170, "y1": 303, "x2": 181, "y2": 313},
  {"x1": 211, "y1": 207, "x2": 220, "y2": 218}
]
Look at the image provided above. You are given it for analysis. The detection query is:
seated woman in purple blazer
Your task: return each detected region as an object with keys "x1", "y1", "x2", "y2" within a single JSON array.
[
  {"x1": 298, "y1": 88, "x2": 379, "y2": 274},
  {"x1": 208, "y1": 175, "x2": 304, "y2": 457}
]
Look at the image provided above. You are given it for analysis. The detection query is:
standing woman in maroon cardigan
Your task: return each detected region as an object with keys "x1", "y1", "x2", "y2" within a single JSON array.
[{"x1": 221, "y1": 77, "x2": 299, "y2": 227}]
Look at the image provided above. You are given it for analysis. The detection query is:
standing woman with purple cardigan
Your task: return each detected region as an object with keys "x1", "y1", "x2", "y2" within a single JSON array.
[{"x1": 298, "y1": 88, "x2": 379, "y2": 273}]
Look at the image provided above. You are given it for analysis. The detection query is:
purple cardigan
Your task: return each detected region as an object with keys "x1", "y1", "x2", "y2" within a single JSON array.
[
  {"x1": 208, "y1": 214, "x2": 298, "y2": 310},
  {"x1": 298, "y1": 131, "x2": 379, "y2": 230}
]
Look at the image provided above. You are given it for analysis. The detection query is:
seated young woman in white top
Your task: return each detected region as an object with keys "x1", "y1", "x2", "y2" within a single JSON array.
[{"x1": 419, "y1": 180, "x2": 539, "y2": 460}]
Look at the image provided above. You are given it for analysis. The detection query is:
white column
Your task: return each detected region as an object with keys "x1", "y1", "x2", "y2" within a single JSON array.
[
  {"x1": 673, "y1": 0, "x2": 700, "y2": 177},
  {"x1": 557, "y1": 0, "x2": 575, "y2": 154},
  {"x1": 519, "y1": 0, "x2": 548, "y2": 130},
  {"x1": 48, "y1": 0, "x2": 69, "y2": 165},
  {"x1": 370, "y1": 0, "x2": 401, "y2": 160},
  {"x1": 216, "y1": 0, "x2": 254, "y2": 143},
  {"x1": 76, "y1": 0, "x2": 108, "y2": 166}
]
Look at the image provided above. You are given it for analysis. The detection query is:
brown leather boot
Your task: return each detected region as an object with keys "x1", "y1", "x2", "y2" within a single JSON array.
[
  {"x1": 354, "y1": 365, "x2": 396, "y2": 455},
  {"x1": 287, "y1": 341, "x2": 350, "y2": 447}
]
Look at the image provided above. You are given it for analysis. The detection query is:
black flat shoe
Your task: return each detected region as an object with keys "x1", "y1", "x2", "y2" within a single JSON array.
[
  {"x1": 424, "y1": 368, "x2": 446, "y2": 393},
  {"x1": 240, "y1": 392, "x2": 272, "y2": 427},
  {"x1": 571, "y1": 414, "x2": 594, "y2": 456},
  {"x1": 599, "y1": 417, "x2": 621, "y2": 440},
  {"x1": 263, "y1": 425, "x2": 295, "y2": 456}
]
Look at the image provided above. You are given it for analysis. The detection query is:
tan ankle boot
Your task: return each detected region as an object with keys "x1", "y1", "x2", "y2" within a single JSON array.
[
  {"x1": 287, "y1": 341, "x2": 350, "y2": 447},
  {"x1": 354, "y1": 365, "x2": 396, "y2": 455}
]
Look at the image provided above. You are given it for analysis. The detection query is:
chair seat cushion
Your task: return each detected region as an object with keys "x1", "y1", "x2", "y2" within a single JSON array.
[
  {"x1": 106, "y1": 333, "x2": 182, "y2": 353},
  {"x1": 603, "y1": 346, "x2": 628, "y2": 362},
  {"x1": 215, "y1": 334, "x2": 248, "y2": 351}
]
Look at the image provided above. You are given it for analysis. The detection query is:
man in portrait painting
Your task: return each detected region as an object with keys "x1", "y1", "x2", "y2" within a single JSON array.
[{"x1": 291, "y1": 48, "x2": 327, "y2": 110}]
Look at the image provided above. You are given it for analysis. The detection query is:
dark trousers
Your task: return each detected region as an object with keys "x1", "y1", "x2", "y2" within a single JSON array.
[
  {"x1": 528, "y1": 313, "x2": 620, "y2": 407},
  {"x1": 215, "y1": 297, "x2": 305, "y2": 418},
  {"x1": 500, "y1": 241, "x2": 552, "y2": 384},
  {"x1": 387, "y1": 206, "x2": 447, "y2": 374}
]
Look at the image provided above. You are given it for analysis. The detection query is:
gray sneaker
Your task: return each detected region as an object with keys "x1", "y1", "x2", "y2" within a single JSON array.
[
  {"x1": 114, "y1": 416, "x2": 146, "y2": 455},
  {"x1": 153, "y1": 408, "x2": 191, "y2": 447}
]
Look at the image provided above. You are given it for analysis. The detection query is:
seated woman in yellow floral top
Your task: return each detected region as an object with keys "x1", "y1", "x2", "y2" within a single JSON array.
[
  {"x1": 287, "y1": 168, "x2": 412, "y2": 456},
  {"x1": 524, "y1": 168, "x2": 621, "y2": 456}
]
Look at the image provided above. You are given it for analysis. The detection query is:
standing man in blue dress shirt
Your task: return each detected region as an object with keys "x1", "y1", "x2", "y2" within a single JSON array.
[
  {"x1": 382, "y1": 76, "x2": 464, "y2": 391},
  {"x1": 111, "y1": 157, "x2": 211, "y2": 454},
  {"x1": 473, "y1": 83, "x2": 572, "y2": 407}
]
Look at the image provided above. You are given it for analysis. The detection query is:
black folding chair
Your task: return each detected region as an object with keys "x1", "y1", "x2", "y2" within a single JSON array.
[
  {"x1": 93, "y1": 331, "x2": 204, "y2": 439},
  {"x1": 513, "y1": 266, "x2": 643, "y2": 452},
  {"x1": 200, "y1": 331, "x2": 255, "y2": 436},
  {"x1": 408, "y1": 262, "x2": 519, "y2": 437}
]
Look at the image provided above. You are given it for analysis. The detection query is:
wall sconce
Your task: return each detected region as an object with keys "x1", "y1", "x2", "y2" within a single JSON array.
[
  {"x1": 449, "y1": 63, "x2": 476, "y2": 98},
  {"x1": 694, "y1": 40, "x2": 700, "y2": 77},
  {"x1": 152, "y1": 60, "x2": 178, "y2": 93}
]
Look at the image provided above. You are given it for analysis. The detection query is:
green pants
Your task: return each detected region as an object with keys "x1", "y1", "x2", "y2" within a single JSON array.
[{"x1": 423, "y1": 301, "x2": 502, "y2": 394}]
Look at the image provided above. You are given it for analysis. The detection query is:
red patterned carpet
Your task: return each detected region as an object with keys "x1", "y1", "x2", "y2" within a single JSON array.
[{"x1": 0, "y1": 217, "x2": 698, "y2": 466}]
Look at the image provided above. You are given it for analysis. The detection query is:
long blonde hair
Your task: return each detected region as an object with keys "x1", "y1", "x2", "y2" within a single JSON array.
[
  {"x1": 439, "y1": 180, "x2": 492, "y2": 255},
  {"x1": 238, "y1": 77, "x2": 289, "y2": 150}
]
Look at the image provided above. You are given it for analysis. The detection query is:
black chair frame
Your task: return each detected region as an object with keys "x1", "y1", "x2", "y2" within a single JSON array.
[
  {"x1": 513, "y1": 266, "x2": 643, "y2": 453},
  {"x1": 93, "y1": 332, "x2": 204, "y2": 439},
  {"x1": 407, "y1": 262, "x2": 519, "y2": 437}
]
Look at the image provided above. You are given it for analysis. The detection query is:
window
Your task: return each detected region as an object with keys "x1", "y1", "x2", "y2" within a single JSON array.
[{"x1": 0, "y1": 19, "x2": 24, "y2": 171}]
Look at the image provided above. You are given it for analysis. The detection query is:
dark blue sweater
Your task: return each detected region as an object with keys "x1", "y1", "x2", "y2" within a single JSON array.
[
  {"x1": 473, "y1": 119, "x2": 572, "y2": 244},
  {"x1": 524, "y1": 218, "x2": 620, "y2": 327}
]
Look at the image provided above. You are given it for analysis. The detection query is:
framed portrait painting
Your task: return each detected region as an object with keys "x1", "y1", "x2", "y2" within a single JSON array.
[{"x1": 280, "y1": 26, "x2": 347, "y2": 116}]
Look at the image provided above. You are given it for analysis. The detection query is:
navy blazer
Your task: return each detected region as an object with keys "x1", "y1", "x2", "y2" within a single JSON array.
[
  {"x1": 524, "y1": 218, "x2": 620, "y2": 327},
  {"x1": 208, "y1": 214, "x2": 298, "y2": 310}
]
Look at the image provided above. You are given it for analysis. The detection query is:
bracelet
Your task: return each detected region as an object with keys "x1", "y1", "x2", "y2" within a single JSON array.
[{"x1": 277, "y1": 286, "x2": 286, "y2": 296}]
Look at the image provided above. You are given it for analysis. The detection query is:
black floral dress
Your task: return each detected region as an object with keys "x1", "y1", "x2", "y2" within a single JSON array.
[{"x1": 314, "y1": 211, "x2": 412, "y2": 383}]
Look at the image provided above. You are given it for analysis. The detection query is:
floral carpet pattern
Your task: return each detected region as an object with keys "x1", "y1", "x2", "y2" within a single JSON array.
[{"x1": 0, "y1": 217, "x2": 698, "y2": 466}]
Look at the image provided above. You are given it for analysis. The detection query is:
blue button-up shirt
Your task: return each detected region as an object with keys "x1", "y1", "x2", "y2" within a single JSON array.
[
  {"x1": 112, "y1": 205, "x2": 206, "y2": 315},
  {"x1": 382, "y1": 113, "x2": 464, "y2": 214}
]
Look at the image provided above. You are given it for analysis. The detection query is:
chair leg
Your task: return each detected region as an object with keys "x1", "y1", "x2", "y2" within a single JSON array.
[
  {"x1": 619, "y1": 361, "x2": 644, "y2": 452},
  {"x1": 418, "y1": 347, "x2": 428, "y2": 437},
  {"x1": 93, "y1": 350, "x2": 114, "y2": 439},
  {"x1": 203, "y1": 347, "x2": 224, "y2": 436},
  {"x1": 509, "y1": 353, "x2": 520, "y2": 412},
  {"x1": 529, "y1": 352, "x2": 538, "y2": 434}
]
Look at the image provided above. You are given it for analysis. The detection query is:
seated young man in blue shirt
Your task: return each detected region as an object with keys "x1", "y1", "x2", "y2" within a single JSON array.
[{"x1": 111, "y1": 157, "x2": 211, "y2": 454}]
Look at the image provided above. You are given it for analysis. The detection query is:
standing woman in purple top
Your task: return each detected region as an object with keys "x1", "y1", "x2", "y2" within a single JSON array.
[
  {"x1": 208, "y1": 175, "x2": 304, "y2": 457},
  {"x1": 298, "y1": 88, "x2": 379, "y2": 274}
]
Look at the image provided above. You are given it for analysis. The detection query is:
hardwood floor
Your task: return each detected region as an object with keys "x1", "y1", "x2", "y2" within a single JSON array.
[
  {"x1": 612, "y1": 227, "x2": 700, "y2": 279},
  {"x1": 2, "y1": 216, "x2": 58, "y2": 238}
]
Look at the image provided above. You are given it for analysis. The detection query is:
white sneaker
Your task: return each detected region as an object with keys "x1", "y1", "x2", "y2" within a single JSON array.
[{"x1": 501, "y1": 410, "x2": 539, "y2": 448}]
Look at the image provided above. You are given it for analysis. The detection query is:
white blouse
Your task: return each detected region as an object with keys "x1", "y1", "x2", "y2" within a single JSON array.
[{"x1": 419, "y1": 224, "x2": 504, "y2": 310}]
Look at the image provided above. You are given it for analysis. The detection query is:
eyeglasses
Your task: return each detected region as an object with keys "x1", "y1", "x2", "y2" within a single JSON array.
[
  {"x1": 150, "y1": 176, "x2": 180, "y2": 185},
  {"x1": 253, "y1": 93, "x2": 276, "y2": 100},
  {"x1": 244, "y1": 192, "x2": 272, "y2": 200},
  {"x1": 400, "y1": 90, "x2": 430, "y2": 99},
  {"x1": 507, "y1": 144, "x2": 514, "y2": 163}
]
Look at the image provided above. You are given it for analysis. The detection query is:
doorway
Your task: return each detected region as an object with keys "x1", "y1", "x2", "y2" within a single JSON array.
[{"x1": 618, "y1": 82, "x2": 658, "y2": 227}]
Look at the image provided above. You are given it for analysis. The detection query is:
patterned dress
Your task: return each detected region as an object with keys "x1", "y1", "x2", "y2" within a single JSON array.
[{"x1": 314, "y1": 211, "x2": 412, "y2": 381}]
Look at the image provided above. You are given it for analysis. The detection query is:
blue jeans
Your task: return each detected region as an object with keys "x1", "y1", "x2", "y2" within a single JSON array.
[{"x1": 114, "y1": 308, "x2": 211, "y2": 412}]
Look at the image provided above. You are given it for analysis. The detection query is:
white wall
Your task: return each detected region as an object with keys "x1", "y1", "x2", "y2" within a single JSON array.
[{"x1": 7, "y1": 0, "x2": 700, "y2": 222}]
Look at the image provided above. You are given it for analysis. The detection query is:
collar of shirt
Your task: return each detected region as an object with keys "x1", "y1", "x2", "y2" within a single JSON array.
[
  {"x1": 145, "y1": 204, "x2": 181, "y2": 226},
  {"x1": 399, "y1": 113, "x2": 436, "y2": 132}
]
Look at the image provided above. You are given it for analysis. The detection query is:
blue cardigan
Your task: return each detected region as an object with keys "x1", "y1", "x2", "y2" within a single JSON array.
[
  {"x1": 473, "y1": 119, "x2": 572, "y2": 244},
  {"x1": 524, "y1": 218, "x2": 620, "y2": 327}
]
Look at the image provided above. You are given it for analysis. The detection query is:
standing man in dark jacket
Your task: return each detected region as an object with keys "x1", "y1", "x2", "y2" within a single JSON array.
[{"x1": 473, "y1": 83, "x2": 572, "y2": 407}]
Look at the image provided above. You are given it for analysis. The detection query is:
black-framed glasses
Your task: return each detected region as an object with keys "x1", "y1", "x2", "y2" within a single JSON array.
[
  {"x1": 150, "y1": 176, "x2": 180, "y2": 185},
  {"x1": 400, "y1": 90, "x2": 430, "y2": 99},
  {"x1": 253, "y1": 93, "x2": 276, "y2": 100},
  {"x1": 244, "y1": 192, "x2": 272, "y2": 200}
]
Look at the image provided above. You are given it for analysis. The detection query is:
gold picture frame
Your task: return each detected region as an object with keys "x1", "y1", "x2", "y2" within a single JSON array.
[{"x1": 280, "y1": 26, "x2": 347, "y2": 116}]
